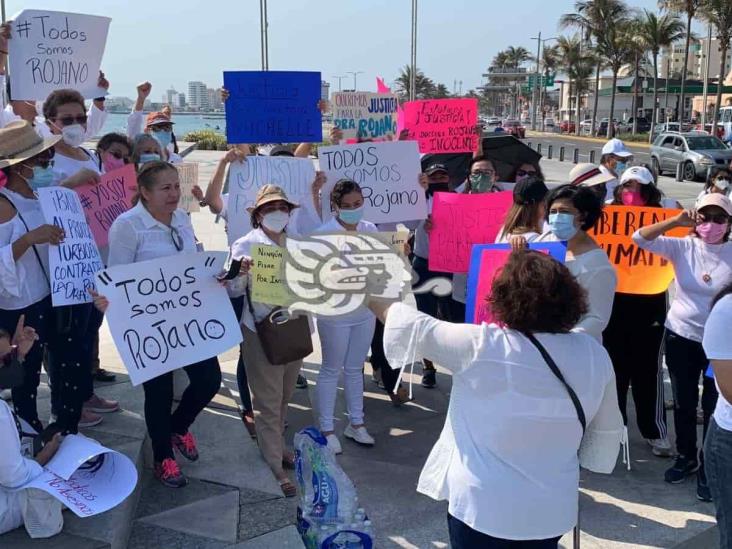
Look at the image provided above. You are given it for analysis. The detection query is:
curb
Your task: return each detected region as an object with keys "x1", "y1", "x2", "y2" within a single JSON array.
[{"x1": 526, "y1": 131, "x2": 651, "y2": 149}]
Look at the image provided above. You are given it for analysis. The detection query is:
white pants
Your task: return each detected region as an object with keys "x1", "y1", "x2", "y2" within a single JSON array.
[{"x1": 317, "y1": 317, "x2": 376, "y2": 432}]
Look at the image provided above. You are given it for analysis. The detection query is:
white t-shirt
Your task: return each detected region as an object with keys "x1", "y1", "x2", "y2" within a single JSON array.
[
  {"x1": 51, "y1": 148, "x2": 101, "y2": 186},
  {"x1": 599, "y1": 165, "x2": 619, "y2": 201},
  {"x1": 702, "y1": 294, "x2": 732, "y2": 431},
  {"x1": 382, "y1": 303, "x2": 622, "y2": 540}
]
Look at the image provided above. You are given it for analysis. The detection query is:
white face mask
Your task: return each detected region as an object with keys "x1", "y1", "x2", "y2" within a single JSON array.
[
  {"x1": 714, "y1": 178, "x2": 730, "y2": 192},
  {"x1": 261, "y1": 210, "x2": 290, "y2": 233},
  {"x1": 61, "y1": 124, "x2": 85, "y2": 147}
]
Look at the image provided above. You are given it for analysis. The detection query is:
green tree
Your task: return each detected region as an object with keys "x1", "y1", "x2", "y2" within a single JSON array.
[
  {"x1": 557, "y1": 35, "x2": 595, "y2": 128},
  {"x1": 433, "y1": 83, "x2": 451, "y2": 98},
  {"x1": 700, "y1": 0, "x2": 732, "y2": 134},
  {"x1": 394, "y1": 66, "x2": 436, "y2": 101}
]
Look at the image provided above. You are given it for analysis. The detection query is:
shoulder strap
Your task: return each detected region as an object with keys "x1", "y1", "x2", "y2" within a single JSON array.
[
  {"x1": 0, "y1": 192, "x2": 51, "y2": 287},
  {"x1": 524, "y1": 332, "x2": 586, "y2": 434}
]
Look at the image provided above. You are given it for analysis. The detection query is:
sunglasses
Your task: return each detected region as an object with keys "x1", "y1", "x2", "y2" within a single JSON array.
[
  {"x1": 105, "y1": 151, "x2": 129, "y2": 162},
  {"x1": 699, "y1": 214, "x2": 730, "y2": 224},
  {"x1": 170, "y1": 227, "x2": 184, "y2": 251},
  {"x1": 52, "y1": 115, "x2": 88, "y2": 126},
  {"x1": 516, "y1": 169, "x2": 537, "y2": 177},
  {"x1": 471, "y1": 170, "x2": 495, "y2": 177}
]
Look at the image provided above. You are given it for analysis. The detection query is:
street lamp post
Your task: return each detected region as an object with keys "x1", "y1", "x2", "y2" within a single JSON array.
[
  {"x1": 259, "y1": 0, "x2": 269, "y2": 71},
  {"x1": 410, "y1": 0, "x2": 418, "y2": 101},
  {"x1": 701, "y1": 23, "x2": 712, "y2": 128},
  {"x1": 347, "y1": 71, "x2": 364, "y2": 91},
  {"x1": 534, "y1": 35, "x2": 559, "y2": 132},
  {"x1": 332, "y1": 75, "x2": 347, "y2": 92}
]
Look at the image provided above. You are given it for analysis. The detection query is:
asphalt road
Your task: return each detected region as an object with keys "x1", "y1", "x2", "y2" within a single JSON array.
[{"x1": 524, "y1": 133, "x2": 652, "y2": 164}]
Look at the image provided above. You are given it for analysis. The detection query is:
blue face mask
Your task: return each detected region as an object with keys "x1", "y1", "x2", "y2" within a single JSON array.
[
  {"x1": 548, "y1": 212, "x2": 578, "y2": 241},
  {"x1": 615, "y1": 161, "x2": 627, "y2": 176},
  {"x1": 23, "y1": 164, "x2": 54, "y2": 190},
  {"x1": 338, "y1": 205, "x2": 364, "y2": 225},
  {"x1": 152, "y1": 130, "x2": 172, "y2": 150},
  {"x1": 139, "y1": 153, "x2": 161, "y2": 164}
]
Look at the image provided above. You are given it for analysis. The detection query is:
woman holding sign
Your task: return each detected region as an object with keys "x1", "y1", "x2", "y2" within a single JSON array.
[
  {"x1": 634, "y1": 194, "x2": 732, "y2": 501},
  {"x1": 99, "y1": 161, "x2": 222, "y2": 488}
]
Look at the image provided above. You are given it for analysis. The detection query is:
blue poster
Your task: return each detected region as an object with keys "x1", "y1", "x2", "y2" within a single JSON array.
[
  {"x1": 465, "y1": 242, "x2": 567, "y2": 324},
  {"x1": 223, "y1": 71, "x2": 323, "y2": 144}
]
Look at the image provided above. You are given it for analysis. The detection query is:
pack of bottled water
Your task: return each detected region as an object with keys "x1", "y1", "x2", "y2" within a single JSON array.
[{"x1": 294, "y1": 428, "x2": 374, "y2": 549}]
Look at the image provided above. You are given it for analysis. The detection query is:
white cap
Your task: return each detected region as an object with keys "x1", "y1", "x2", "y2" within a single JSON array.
[
  {"x1": 620, "y1": 166, "x2": 654, "y2": 185},
  {"x1": 601, "y1": 138, "x2": 633, "y2": 159}
]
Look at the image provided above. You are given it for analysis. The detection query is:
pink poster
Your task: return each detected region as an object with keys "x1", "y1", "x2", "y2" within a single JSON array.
[
  {"x1": 428, "y1": 191, "x2": 513, "y2": 273},
  {"x1": 75, "y1": 164, "x2": 137, "y2": 248},
  {"x1": 472, "y1": 248, "x2": 511, "y2": 325},
  {"x1": 401, "y1": 98, "x2": 479, "y2": 153}
]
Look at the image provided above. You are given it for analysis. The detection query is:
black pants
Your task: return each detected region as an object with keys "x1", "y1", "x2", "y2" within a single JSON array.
[
  {"x1": 665, "y1": 330, "x2": 718, "y2": 462},
  {"x1": 603, "y1": 293, "x2": 667, "y2": 440},
  {"x1": 411, "y1": 256, "x2": 455, "y2": 321},
  {"x1": 448, "y1": 514, "x2": 561, "y2": 549},
  {"x1": 1, "y1": 297, "x2": 52, "y2": 432},
  {"x1": 89, "y1": 306, "x2": 105, "y2": 373},
  {"x1": 370, "y1": 320, "x2": 400, "y2": 394},
  {"x1": 230, "y1": 296, "x2": 252, "y2": 412},
  {"x1": 142, "y1": 357, "x2": 221, "y2": 462}
]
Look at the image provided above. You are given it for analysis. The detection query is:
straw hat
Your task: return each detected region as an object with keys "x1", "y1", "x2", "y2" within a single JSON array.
[
  {"x1": 247, "y1": 184, "x2": 300, "y2": 214},
  {"x1": 0, "y1": 121, "x2": 61, "y2": 169},
  {"x1": 569, "y1": 163, "x2": 616, "y2": 187}
]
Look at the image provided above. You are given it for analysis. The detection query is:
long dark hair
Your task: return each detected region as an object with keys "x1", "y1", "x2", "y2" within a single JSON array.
[
  {"x1": 712, "y1": 280, "x2": 732, "y2": 309},
  {"x1": 611, "y1": 181, "x2": 663, "y2": 207}
]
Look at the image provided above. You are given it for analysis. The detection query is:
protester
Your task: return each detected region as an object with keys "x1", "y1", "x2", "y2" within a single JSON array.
[
  {"x1": 131, "y1": 134, "x2": 166, "y2": 167},
  {"x1": 315, "y1": 180, "x2": 377, "y2": 454},
  {"x1": 509, "y1": 161, "x2": 544, "y2": 184},
  {"x1": 599, "y1": 138, "x2": 634, "y2": 201},
  {"x1": 702, "y1": 281, "x2": 732, "y2": 548},
  {"x1": 96, "y1": 133, "x2": 132, "y2": 175},
  {"x1": 96, "y1": 161, "x2": 222, "y2": 488},
  {"x1": 371, "y1": 250, "x2": 623, "y2": 549},
  {"x1": 537, "y1": 184, "x2": 617, "y2": 341},
  {"x1": 126, "y1": 83, "x2": 182, "y2": 163},
  {"x1": 0, "y1": 316, "x2": 64, "y2": 538},
  {"x1": 604, "y1": 166, "x2": 672, "y2": 458},
  {"x1": 697, "y1": 168, "x2": 731, "y2": 203},
  {"x1": 229, "y1": 185, "x2": 313, "y2": 497},
  {"x1": 634, "y1": 194, "x2": 732, "y2": 501},
  {"x1": 497, "y1": 176, "x2": 548, "y2": 243},
  {"x1": 568, "y1": 163, "x2": 616, "y2": 194}
]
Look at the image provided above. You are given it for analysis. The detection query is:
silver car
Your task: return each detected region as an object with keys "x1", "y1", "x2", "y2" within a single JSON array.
[{"x1": 650, "y1": 132, "x2": 732, "y2": 181}]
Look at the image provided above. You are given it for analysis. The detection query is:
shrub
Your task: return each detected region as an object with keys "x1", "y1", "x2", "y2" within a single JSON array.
[
  {"x1": 615, "y1": 132, "x2": 650, "y2": 143},
  {"x1": 182, "y1": 130, "x2": 228, "y2": 151}
]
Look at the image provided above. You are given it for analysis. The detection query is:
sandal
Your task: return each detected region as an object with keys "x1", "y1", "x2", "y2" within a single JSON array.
[
  {"x1": 282, "y1": 452, "x2": 296, "y2": 470},
  {"x1": 388, "y1": 385, "x2": 410, "y2": 407},
  {"x1": 278, "y1": 478, "x2": 297, "y2": 498},
  {"x1": 241, "y1": 411, "x2": 257, "y2": 439}
]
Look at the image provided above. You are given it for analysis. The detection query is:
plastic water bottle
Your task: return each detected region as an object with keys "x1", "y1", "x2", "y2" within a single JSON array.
[{"x1": 362, "y1": 520, "x2": 373, "y2": 539}]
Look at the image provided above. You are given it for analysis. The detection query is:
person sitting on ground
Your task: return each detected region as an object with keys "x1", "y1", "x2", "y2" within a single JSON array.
[
  {"x1": 370, "y1": 250, "x2": 623, "y2": 549},
  {"x1": 0, "y1": 315, "x2": 64, "y2": 538}
]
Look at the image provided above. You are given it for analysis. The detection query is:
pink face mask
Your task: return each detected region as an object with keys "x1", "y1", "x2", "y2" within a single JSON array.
[
  {"x1": 621, "y1": 189, "x2": 645, "y2": 206},
  {"x1": 102, "y1": 153, "x2": 126, "y2": 173},
  {"x1": 696, "y1": 221, "x2": 728, "y2": 244}
]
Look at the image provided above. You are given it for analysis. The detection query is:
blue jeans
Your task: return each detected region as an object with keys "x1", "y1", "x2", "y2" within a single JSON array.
[
  {"x1": 448, "y1": 514, "x2": 561, "y2": 549},
  {"x1": 705, "y1": 418, "x2": 732, "y2": 548}
]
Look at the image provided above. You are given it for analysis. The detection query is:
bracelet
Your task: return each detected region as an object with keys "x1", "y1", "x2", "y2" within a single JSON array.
[{"x1": 199, "y1": 200, "x2": 208, "y2": 207}]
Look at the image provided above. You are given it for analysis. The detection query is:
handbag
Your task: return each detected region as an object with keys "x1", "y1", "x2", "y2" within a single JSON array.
[
  {"x1": 245, "y1": 283, "x2": 312, "y2": 365},
  {"x1": 0, "y1": 193, "x2": 73, "y2": 334},
  {"x1": 523, "y1": 331, "x2": 585, "y2": 549}
]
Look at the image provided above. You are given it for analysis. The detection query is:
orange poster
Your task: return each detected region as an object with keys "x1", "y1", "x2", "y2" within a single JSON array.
[{"x1": 590, "y1": 205, "x2": 688, "y2": 295}]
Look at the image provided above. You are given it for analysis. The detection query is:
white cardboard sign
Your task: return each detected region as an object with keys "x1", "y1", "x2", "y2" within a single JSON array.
[
  {"x1": 38, "y1": 186, "x2": 103, "y2": 307},
  {"x1": 177, "y1": 163, "x2": 200, "y2": 213},
  {"x1": 318, "y1": 141, "x2": 427, "y2": 224},
  {"x1": 95, "y1": 251, "x2": 242, "y2": 385},
  {"x1": 332, "y1": 92, "x2": 399, "y2": 140},
  {"x1": 8, "y1": 10, "x2": 112, "y2": 101}
]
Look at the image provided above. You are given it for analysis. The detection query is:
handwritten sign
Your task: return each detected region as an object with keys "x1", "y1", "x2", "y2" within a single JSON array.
[
  {"x1": 251, "y1": 245, "x2": 291, "y2": 306},
  {"x1": 332, "y1": 92, "x2": 399, "y2": 140},
  {"x1": 465, "y1": 243, "x2": 567, "y2": 324},
  {"x1": 227, "y1": 156, "x2": 316, "y2": 244},
  {"x1": 428, "y1": 191, "x2": 512, "y2": 273},
  {"x1": 8, "y1": 10, "x2": 111, "y2": 101},
  {"x1": 20, "y1": 434, "x2": 137, "y2": 518},
  {"x1": 75, "y1": 164, "x2": 136, "y2": 248},
  {"x1": 402, "y1": 99, "x2": 478, "y2": 153},
  {"x1": 96, "y1": 252, "x2": 242, "y2": 385},
  {"x1": 223, "y1": 71, "x2": 322, "y2": 144},
  {"x1": 38, "y1": 187, "x2": 103, "y2": 306},
  {"x1": 590, "y1": 205, "x2": 687, "y2": 294},
  {"x1": 318, "y1": 141, "x2": 426, "y2": 225},
  {"x1": 176, "y1": 163, "x2": 200, "y2": 213}
]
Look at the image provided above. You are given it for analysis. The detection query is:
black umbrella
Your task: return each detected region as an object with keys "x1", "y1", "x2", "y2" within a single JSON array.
[
  {"x1": 420, "y1": 153, "x2": 473, "y2": 190},
  {"x1": 481, "y1": 135, "x2": 542, "y2": 182}
]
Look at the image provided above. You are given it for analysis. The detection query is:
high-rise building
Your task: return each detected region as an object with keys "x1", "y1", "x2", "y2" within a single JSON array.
[
  {"x1": 207, "y1": 88, "x2": 222, "y2": 111},
  {"x1": 661, "y1": 38, "x2": 732, "y2": 81},
  {"x1": 175, "y1": 93, "x2": 186, "y2": 109},
  {"x1": 321, "y1": 80, "x2": 330, "y2": 101},
  {"x1": 164, "y1": 86, "x2": 178, "y2": 106},
  {"x1": 188, "y1": 81, "x2": 209, "y2": 110}
]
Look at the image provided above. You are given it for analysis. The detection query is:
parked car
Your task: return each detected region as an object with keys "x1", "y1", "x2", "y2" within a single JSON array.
[
  {"x1": 579, "y1": 119, "x2": 593, "y2": 136},
  {"x1": 694, "y1": 123, "x2": 725, "y2": 139},
  {"x1": 485, "y1": 116, "x2": 502, "y2": 127},
  {"x1": 503, "y1": 119, "x2": 526, "y2": 139},
  {"x1": 559, "y1": 120, "x2": 576, "y2": 133},
  {"x1": 650, "y1": 131, "x2": 732, "y2": 180},
  {"x1": 597, "y1": 118, "x2": 618, "y2": 138},
  {"x1": 543, "y1": 118, "x2": 555, "y2": 128},
  {"x1": 617, "y1": 117, "x2": 651, "y2": 133}
]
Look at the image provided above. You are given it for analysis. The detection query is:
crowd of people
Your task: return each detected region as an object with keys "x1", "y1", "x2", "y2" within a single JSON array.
[{"x1": 0, "y1": 23, "x2": 730, "y2": 549}]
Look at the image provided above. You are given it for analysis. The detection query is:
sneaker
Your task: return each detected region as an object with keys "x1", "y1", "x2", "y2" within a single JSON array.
[
  {"x1": 83, "y1": 393, "x2": 120, "y2": 413},
  {"x1": 93, "y1": 368, "x2": 117, "y2": 382},
  {"x1": 647, "y1": 437, "x2": 674, "y2": 457},
  {"x1": 171, "y1": 432, "x2": 199, "y2": 462},
  {"x1": 697, "y1": 468, "x2": 713, "y2": 502},
  {"x1": 154, "y1": 458, "x2": 188, "y2": 488},
  {"x1": 664, "y1": 455, "x2": 699, "y2": 484},
  {"x1": 78, "y1": 408, "x2": 103, "y2": 428},
  {"x1": 344, "y1": 424, "x2": 375, "y2": 446},
  {"x1": 0, "y1": 388, "x2": 11, "y2": 401},
  {"x1": 421, "y1": 368, "x2": 436, "y2": 389},
  {"x1": 296, "y1": 373, "x2": 308, "y2": 389},
  {"x1": 326, "y1": 433, "x2": 343, "y2": 455}
]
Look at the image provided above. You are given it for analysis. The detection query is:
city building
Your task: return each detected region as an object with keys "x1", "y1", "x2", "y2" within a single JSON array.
[
  {"x1": 321, "y1": 80, "x2": 330, "y2": 101},
  {"x1": 660, "y1": 38, "x2": 732, "y2": 82},
  {"x1": 163, "y1": 86, "x2": 179, "y2": 107},
  {"x1": 175, "y1": 93, "x2": 186, "y2": 109},
  {"x1": 207, "y1": 88, "x2": 223, "y2": 111},
  {"x1": 188, "y1": 81, "x2": 209, "y2": 111}
]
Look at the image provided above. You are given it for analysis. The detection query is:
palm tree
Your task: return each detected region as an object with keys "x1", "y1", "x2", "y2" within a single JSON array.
[
  {"x1": 557, "y1": 35, "x2": 595, "y2": 130},
  {"x1": 624, "y1": 17, "x2": 650, "y2": 134},
  {"x1": 659, "y1": 0, "x2": 703, "y2": 121},
  {"x1": 540, "y1": 44, "x2": 560, "y2": 127},
  {"x1": 394, "y1": 66, "x2": 436, "y2": 101},
  {"x1": 433, "y1": 83, "x2": 451, "y2": 98},
  {"x1": 700, "y1": 0, "x2": 732, "y2": 134},
  {"x1": 638, "y1": 10, "x2": 686, "y2": 142},
  {"x1": 560, "y1": 0, "x2": 630, "y2": 135}
]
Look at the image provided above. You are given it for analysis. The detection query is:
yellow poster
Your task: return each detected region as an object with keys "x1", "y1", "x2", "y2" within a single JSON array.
[{"x1": 251, "y1": 245, "x2": 290, "y2": 306}]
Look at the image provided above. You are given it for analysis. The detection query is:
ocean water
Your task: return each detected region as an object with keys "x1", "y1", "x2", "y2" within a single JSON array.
[{"x1": 99, "y1": 112, "x2": 226, "y2": 138}]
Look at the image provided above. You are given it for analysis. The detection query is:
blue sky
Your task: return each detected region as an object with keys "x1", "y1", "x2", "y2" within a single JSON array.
[{"x1": 7, "y1": 0, "x2": 691, "y2": 98}]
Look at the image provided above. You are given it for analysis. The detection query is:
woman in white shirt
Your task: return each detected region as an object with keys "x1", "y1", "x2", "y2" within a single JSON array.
[
  {"x1": 315, "y1": 180, "x2": 378, "y2": 454},
  {"x1": 96, "y1": 161, "x2": 222, "y2": 489},
  {"x1": 372, "y1": 250, "x2": 622, "y2": 548},
  {"x1": 634, "y1": 193, "x2": 732, "y2": 500},
  {"x1": 702, "y1": 282, "x2": 732, "y2": 549},
  {"x1": 230, "y1": 185, "x2": 313, "y2": 497},
  {"x1": 538, "y1": 184, "x2": 618, "y2": 342},
  {"x1": 696, "y1": 167, "x2": 731, "y2": 204}
]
